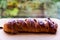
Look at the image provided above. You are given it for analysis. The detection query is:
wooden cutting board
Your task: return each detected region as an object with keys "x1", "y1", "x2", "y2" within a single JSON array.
[{"x1": 0, "y1": 18, "x2": 60, "y2": 40}]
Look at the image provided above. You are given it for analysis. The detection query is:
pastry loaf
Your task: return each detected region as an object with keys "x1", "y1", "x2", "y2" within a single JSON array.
[{"x1": 3, "y1": 18, "x2": 58, "y2": 34}]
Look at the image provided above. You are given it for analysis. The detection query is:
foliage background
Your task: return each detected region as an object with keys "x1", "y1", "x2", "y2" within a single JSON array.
[{"x1": 0, "y1": 0, "x2": 60, "y2": 18}]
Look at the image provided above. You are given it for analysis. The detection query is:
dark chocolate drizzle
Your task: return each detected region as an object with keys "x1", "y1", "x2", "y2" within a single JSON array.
[
  {"x1": 26, "y1": 19, "x2": 35, "y2": 27},
  {"x1": 30, "y1": 19, "x2": 35, "y2": 27},
  {"x1": 38, "y1": 21, "x2": 45, "y2": 27},
  {"x1": 47, "y1": 18, "x2": 50, "y2": 20},
  {"x1": 46, "y1": 18, "x2": 54, "y2": 28}
]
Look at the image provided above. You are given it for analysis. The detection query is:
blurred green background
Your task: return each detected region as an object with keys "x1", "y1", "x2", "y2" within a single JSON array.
[{"x1": 0, "y1": 0, "x2": 60, "y2": 18}]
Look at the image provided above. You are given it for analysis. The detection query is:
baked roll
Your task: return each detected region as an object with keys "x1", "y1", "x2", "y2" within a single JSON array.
[{"x1": 3, "y1": 18, "x2": 58, "y2": 34}]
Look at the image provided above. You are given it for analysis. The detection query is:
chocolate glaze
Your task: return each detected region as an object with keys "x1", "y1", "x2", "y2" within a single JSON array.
[
  {"x1": 3, "y1": 18, "x2": 57, "y2": 34},
  {"x1": 30, "y1": 19, "x2": 35, "y2": 28},
  {"x1": 38, "y1": 21, "x2": 44, "y2": 27},
  {"x1": 25, "y1": 19, "x2": 35, "y2": 28},
  {"x1": 46, "y1": 18, "x2": 54, "y2": 28}
]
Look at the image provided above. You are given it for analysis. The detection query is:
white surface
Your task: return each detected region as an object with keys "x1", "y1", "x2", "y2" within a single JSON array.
[{"x1": 0, "y1": 18, "x2": 60, "y2": 40}]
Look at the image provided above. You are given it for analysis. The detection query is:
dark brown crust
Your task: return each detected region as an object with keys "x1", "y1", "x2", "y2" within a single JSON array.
[{"x1": 3, "y1": 18, "x2": 58, "y2": 34}]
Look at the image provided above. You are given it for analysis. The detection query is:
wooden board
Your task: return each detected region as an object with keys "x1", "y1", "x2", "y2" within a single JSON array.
[{"x1": 0, "y1": 18, "x2": 60, "y2": 40}]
